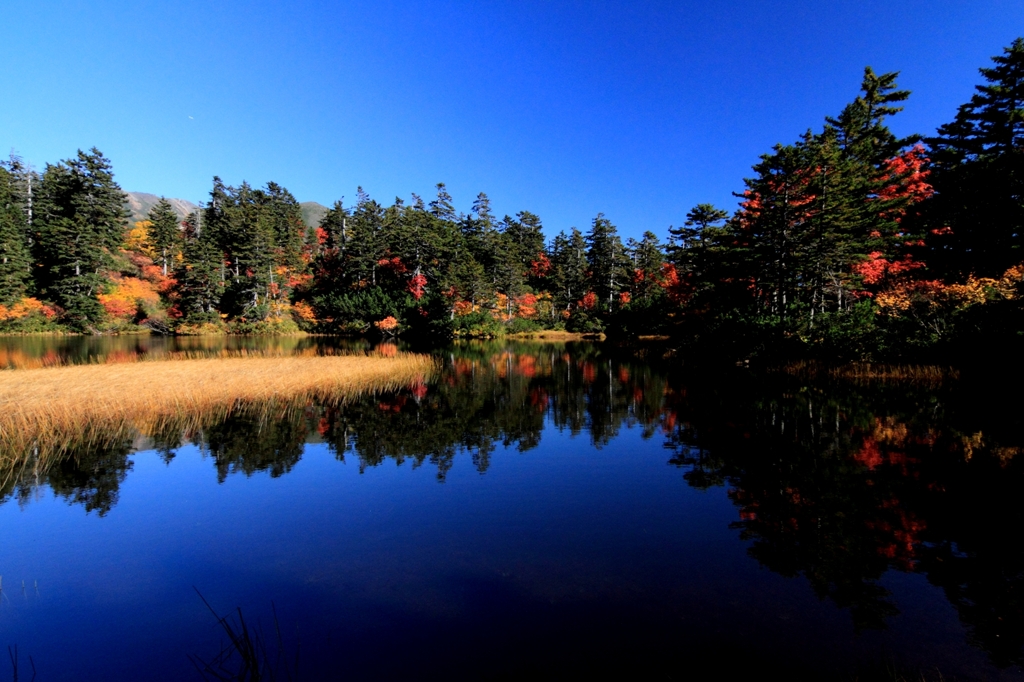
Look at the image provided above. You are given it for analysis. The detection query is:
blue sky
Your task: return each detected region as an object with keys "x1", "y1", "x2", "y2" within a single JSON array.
[{"x1": 2, "y1": 0, "x2": 1022, "y2": 240}]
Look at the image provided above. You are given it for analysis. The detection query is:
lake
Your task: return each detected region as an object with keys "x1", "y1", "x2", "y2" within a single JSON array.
[{"x1": 0, "y1": 337, "x2": 1022, "y2": 680}]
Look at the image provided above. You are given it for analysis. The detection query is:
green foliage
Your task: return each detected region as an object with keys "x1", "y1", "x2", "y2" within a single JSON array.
[
  {"x1": 147, "y1": 197, "x2": 181, "y2": 277},
  {"x1": 925, "y1": 37, "x2": 1024, "y2": 278},
  {"x1": 35, "y1": 148, "x2": 128, "y2": 330},
  {"x1": 452, "y1": 311, "x2": 504, "y2": 337},
  {"x1": 0, "y1": 165, "x2": 32, "y2": 305},
  {"x1": 313, "y1": 286, "x2": 406, "y2": 333},
  {"x1": 506, "y1": 317, "x2": 542, "y2": 334}
]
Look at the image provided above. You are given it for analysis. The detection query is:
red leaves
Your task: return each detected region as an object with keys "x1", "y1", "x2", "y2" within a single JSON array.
[
  {"x1": 377, "y1": 257, "x2": 408, "y2": 274},
  {"x1": 658, "y1": 263, "x2": 691, "y2": 305},
  {"x1": 877, "y1": 144, "x2": 934, "y2": 206},
  {"x1": 407, "y1": 273, "x2": 427, "y2": 300},
  {"x1": 853, "y1": 251, "x2": 925, "y2": 286},
  {"x1": 530, "y1": 252, "x2": 551, "y2": 278}
]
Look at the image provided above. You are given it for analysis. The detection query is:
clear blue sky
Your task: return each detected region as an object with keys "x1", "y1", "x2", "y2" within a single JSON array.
[{"x1": 2, "y1": 0, "x2": 1022, "y2": 240}]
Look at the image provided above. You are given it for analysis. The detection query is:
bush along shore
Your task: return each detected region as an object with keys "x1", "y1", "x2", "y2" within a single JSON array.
[{"x1": 2, "y1": 38, "x2": 1023, "y2": 362}]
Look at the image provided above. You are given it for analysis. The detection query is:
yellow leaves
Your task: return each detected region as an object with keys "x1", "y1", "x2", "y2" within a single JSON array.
[
  {"x1": 98, "y1": 276, "x2": 161, "y2": 319},
  {"x1": 875, "y1": 288, "x2": 914, "y2": 316},
  {"x1": 945, "y1": 276, "x2": 990, "y2": 308},
  {"x1": 292, "y1": 301, "x2": 317, "y2": 324},
  {"x1": 875, "y1": 262, "x2": 1024, "y2": 319},
  {"x1": 961, "y1": 431, "x2": 985, "y2": 461},
  {"x1": 126, "y1": 221, "x2": 155, "y2": 259},
  {"x1": 0, "y1": 297, "x2": 56, "y2": 322}
]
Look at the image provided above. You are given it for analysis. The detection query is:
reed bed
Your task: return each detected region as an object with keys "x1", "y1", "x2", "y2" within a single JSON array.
[
  {"x1": 779, "y1": 360, "x2": 959, "y2": 384},
  {"x1": 0, "y1": 351, "x2": 436, "y2": 465}
]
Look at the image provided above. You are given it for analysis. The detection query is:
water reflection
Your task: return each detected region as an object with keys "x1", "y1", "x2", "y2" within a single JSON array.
[{"x1": 2, "y1": 338, "x2": 1023, "y2": 669}]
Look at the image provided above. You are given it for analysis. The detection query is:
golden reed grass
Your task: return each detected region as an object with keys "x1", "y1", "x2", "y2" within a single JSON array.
[
  {"x1": 0, "y1": 351, "x2": 437, "y2": 465},
  {"x1": 779, "y1": 360, "x2": 958, "y2": 383}
]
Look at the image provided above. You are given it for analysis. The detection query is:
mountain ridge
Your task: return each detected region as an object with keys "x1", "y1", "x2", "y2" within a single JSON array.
[{"x1": 124, "y1": 192, "x2": 328, "y2": 230}]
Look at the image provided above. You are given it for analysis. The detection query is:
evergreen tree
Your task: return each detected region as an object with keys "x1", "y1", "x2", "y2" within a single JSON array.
[
  {"x1": 667, "y1": 203, "x2": 729, "y2": 278},
  {"x1": 549, "y1": 228, "x2": 589, "y2": 315},
  {"x1": 0, "y1": 165, "x2": 31, "y2": 304},
  {"x1": 627, "y1": 231, "x2": 665, "y2": 303},
  {"x1": 35, "y1": 148, "x2": 127, "y2": 329},
  {"x1": 429, "y1": 182, "x2": 456, "y2": 222},
  {"x1": 148, "y1": 197, "x2": 181, "y2": 276},
  {"x1": 585, "y1": 214, "x2": 629, "y2": 310},
  {"x1": 173, "y1": 208, "x2": 222, "y2": 321},
  {"x1": 927, "y1": 37, "x2": 1024, "y2": 277}
]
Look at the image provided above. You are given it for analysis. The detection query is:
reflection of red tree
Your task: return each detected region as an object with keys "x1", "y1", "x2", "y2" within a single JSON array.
[
  {"x1": 409, "y1": 379, "x2": 428, "y2": 400},
  {"x1": 867, "y1": 499, "x2": 927, "y2": 570},
  {"x1": 529, "y1": 387, "x2": 549, "y2": 412},
  {"x1": 581, "y1": 362, "x2": 596, "y2": 384},
  {"x1": 378, "y1": 395, "x2": 408, "y2": 413},
  {"x1": 662, "y1": 410, "x2": 677, "y2": 435},
  {"x1": 517, "y1": 355, "x2": 537, "y2": 378},
  {"x1": 854, "y1": 436, "x2": 884, "y2": 469},
  {"x1": 452, "y1": 358, "x2": 475, "y2": 378}
]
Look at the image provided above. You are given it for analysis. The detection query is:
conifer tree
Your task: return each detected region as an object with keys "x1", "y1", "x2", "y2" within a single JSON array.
[
  {"x1": 627, "y1": 231, "x2": 665, "y2": 303},
  {"x1": 173, "y1": 209, "x2": 221, "y2": 321},
  {"x1": 148, "y1": 198, "x2": 181, "y2": 276},
  {"x1": 927, "y1": 37, "x2": 1024, "y2": 276},
  {"x1": 585, "y1": 214, "x2": 629, "y2": 310},
  {"x1": 667, "y1": 203, "x2": 729, "y2": 278},
  {"x1": 549, "y1": 228, "x2": 589, "y2": 315},
  {"x1": 35, "y1": 148, "x2": 127, "y2": 329},
  {"x1": 0, "y1": 165, "x2": 31, "y2": 304}
]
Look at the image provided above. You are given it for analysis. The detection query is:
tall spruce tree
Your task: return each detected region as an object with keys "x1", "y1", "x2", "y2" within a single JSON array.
[
  {"x1": 35, "y1": 148, "x2": 127, "y2": 329},
  {"x1": 667, "y1": 203, "x2": 729, "y2": 279},
  {"x1": 148, "y1": 198, "x2": 181, "y2": 276},
  {"x1": 627, "y1": 231, "x2": 665, "y2": 303},
  {"x1": 173, "y1": 208, "x2": 221, "y2": 321},
  {"x1": 550, "y1": 228, "x2": 589, "y2": 314},
  {"x1": 927, "y1": 37, "x2": 1024, "y2": 277},
  {"x1": 0, "y1": 164, "x2": 32, "y2": 304},
  {"x1": 585, "y1": 214, "x2": 629, "y2": 310}
]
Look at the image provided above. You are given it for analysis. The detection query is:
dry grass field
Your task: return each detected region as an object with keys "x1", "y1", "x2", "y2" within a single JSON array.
[{"x1": 0, "y1": 351, "x2": 436, "y2": 464}]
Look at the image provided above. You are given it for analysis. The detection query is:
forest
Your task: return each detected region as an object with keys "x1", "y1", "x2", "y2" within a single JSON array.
[{"x1": 0, "y1": 38, "x2": 1022, "y2": 362}]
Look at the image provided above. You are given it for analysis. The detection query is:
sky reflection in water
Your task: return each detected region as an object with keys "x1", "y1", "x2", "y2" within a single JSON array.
[{"x1": 0, "y1": 339, "x2": 1022, "y2": 680}]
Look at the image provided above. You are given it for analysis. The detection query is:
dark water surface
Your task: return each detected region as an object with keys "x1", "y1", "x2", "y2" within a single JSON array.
[{"x1": 1, "y1": 338, "x2": 1023, "y2": 680}]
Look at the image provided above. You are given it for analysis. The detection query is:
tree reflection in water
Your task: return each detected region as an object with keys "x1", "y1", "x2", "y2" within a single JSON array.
[{"x1": 1, "y1": 340, "x2": 1022, "y2": 667}]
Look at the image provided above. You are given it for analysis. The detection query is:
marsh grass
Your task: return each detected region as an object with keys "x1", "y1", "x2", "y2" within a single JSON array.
[
  {"x1": 779, "y1": 361, "x2": 958, "y2": 384},
  {"x1": 190, "y1": 589, "x2": 298, "y2": 682},
  {"x1": 0, "y1": 351, "x2": 436, "y2": 468}
]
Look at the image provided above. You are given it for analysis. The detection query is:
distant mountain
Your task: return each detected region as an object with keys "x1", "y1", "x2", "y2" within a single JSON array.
[
  {"x1": 300, "y1": 201, "x2": 328, "y2": 229},
  {"x1": 125, "y1": 192, "x2": 330, "y2": 230},
  {"x1": 125, "y1": 192, "x2": 197, "y2": 225}
]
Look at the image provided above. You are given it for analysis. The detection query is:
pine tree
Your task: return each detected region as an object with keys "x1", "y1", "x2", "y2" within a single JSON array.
[
  {"x1": 927, "y1": 37, "x2": 1024, "y2": 276},
  {"x1": 148, "y1": 198, "x2": 181, "y2": 276},
  {"x1": 585, "y1": 214, "x2": 630, "y2": 310},
  {"x1": 667, "y1": 203, "x2": 729, "y2": 277},
  {"x1": 173, "y1": 209, "x2": 221, "y2": 321},
  {"x1": 549, "y1": 228, "x2": 589, "y2": 314},
  {"x1": 0, "y1": 165, "x2": 31, "y2": 304},
  {"x1": 627, "y1": 231, "x2": 665, "y2": 303},
  {"x1": 35, "y1": 148, "x2": 128, "y2": 329},
  {"x1": 429, "y1": 183, "x2": 456, "y2": 222}
]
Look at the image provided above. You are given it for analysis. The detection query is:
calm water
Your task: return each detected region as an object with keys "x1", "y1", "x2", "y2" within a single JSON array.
[{"x1": 1, "y1": 338, "x2": 1023, "y2": 680}]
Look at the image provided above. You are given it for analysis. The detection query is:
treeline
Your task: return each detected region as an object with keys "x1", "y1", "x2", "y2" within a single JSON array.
[{"x1": 1, "y1": 38, "x2": 1022, "y2": 360}]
